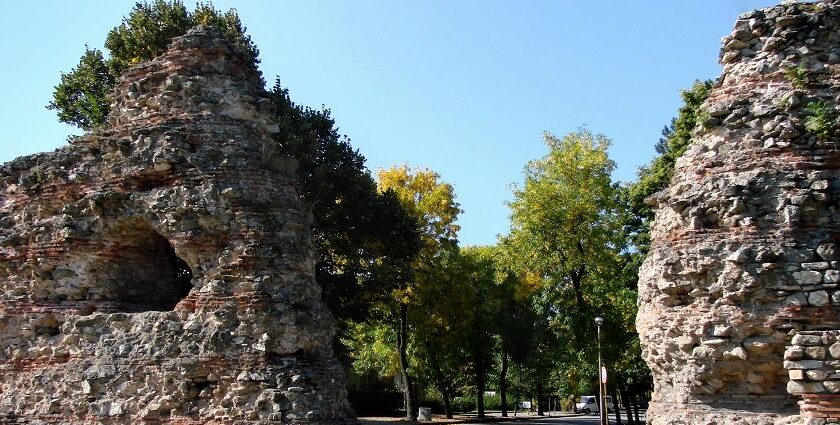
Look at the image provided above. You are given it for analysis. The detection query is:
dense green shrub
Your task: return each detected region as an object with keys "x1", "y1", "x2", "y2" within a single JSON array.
[{"x1": 451, "y1": 395, "x2": 476, "y2": 413}]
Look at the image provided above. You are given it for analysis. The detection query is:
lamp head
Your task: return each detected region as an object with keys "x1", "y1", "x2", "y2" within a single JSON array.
[{"x1": 594, "y1": 316, "x2": 604, "y2": 326}]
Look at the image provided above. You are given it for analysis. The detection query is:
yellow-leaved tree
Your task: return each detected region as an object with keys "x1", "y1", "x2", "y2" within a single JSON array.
[{"x1": 357, "y1": 164, "x2": 461, "y2": 421}]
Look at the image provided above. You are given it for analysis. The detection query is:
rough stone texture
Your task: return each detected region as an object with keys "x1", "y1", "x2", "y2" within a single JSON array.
[
  {"x1": 786, "y1": 331, "x2": 840, "y2": 420},
  {"x1": 637, "y1": 2, "x2": 840, "y2": 424},
  {"x1": 0, "y1": 27, "x2": 355, "y2": 423}
]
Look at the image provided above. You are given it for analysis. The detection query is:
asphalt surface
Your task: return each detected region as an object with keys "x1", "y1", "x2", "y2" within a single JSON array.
[
  {"x1": 477, "y1": 412, "x2": 641, "y2": 425},
  {"x1": 484, "y1": 416, "x2": 609, "y2": 425},
  {"x1": 360, "y1": 411, "x2": 645, "y2": 425}
]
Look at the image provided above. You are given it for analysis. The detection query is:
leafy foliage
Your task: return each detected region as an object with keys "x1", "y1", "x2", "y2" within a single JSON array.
[
  {"x1": 785, "y1": 63, "x2": 809, "y2": 90},
  {"x1": 105, "y1": 0, "x2": 259, "y2": 74},
  {"x1": 343, "y1": 318, "x2": 401, "y2": 378},
  {"x1": 50, "y1": 0, "x2": 259, "y2": 129},
  {"x1": 268, "y1": 80, "x2": 422, "y2": 342},
  {"x1": 47, "y1": 48, "x2": 115, "y2": 130},
  {"x1": 345, "y1": 165, "x2": 461, "y2": 420},
  {"x1": 377, "y1": 165, "x2": 462, "y2": 263},
  {"x1": 104, "y1": 0, "x2": 192, "y2": 73},
  {"x1": 505, "y1": 129, "x2": 623, "y2": 313},
  {"x1": 625, "y1": 80, "x2": 711, "y2": 253},
  {"x1": 500, "y1": 129, "x2": 644, "y2": 412},
  {"x1": 804, "y1": 100, "x2": 835, "y2": 140}
]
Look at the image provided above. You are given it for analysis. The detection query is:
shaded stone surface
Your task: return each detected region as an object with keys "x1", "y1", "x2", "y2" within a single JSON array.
[
  {"x1": 637, "y1": 2, "x2": 840, "y2": 424},
  {"x1": 0, "y1": 27, "x2": 355, "y2": 423}
]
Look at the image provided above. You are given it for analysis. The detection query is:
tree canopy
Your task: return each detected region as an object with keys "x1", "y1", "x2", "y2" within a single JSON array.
[
  {"x1": 627, "y1": 80, "x2": 711, "y2": 228},
  {"x1": 48, "y1": 0, "x2": 259, "y2": 130}
]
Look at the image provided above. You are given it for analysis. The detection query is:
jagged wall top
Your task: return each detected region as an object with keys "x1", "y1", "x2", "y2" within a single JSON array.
[{"x1": 107, "y1": 25, "x2": 277, "y2": 135}]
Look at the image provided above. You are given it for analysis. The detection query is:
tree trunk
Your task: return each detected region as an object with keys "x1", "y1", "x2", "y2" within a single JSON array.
[
  {"x1": 536, "y1": 379, "x2": 544, "y2": 415},
  {"x1": 476, "y1": 383, "x2": 485, "y2": 418},
  {"x1": 610, "y1": 384, "x2": 622, "y2": 425},
  {"x1": 500, "y1": 349, "x2": 509, "y2": 417},
  {"x1": 619, "y1": 383, "x2": 635, "y2": 425},
  {"x1": 397, "y1": 302, "x2": 416, "y2": 421},
  {"x1": 475, "y1": 350, "x2": 486, "y2": 419},
  {"x1": 442, "y1": 392, "x2": 452, "y2": 419},
  {"x1": 632, "y1": 392, "x2": 641, "y2": 424},
  {"x1": 570, "y1": 267, "x2": 586, "y2": 310},
  {"x1": 426, "y1": 341, "x2": 453, "y2": 419}
]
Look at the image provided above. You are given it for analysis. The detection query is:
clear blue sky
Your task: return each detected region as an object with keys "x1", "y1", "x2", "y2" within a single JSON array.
[{"x1": 1, "y1": 1, "x2": 778, "y2": 246}]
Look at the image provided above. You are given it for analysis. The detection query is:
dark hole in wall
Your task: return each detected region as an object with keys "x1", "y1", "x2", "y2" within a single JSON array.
[{"x1": 92, "y1": 225, "x2": 193, "y2": 312}]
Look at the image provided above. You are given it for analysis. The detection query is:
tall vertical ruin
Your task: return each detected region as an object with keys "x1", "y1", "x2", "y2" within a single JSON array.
[
  {"x1": 0, "y1": 27, "x2": 355, "y2": 423},
  {"x1": 638, "y1": 2, "x2": 839, "y2": 424}
]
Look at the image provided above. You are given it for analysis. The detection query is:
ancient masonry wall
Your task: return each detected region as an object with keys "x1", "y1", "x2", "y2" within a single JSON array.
[
  {"x1": 785, "y1": 331, "x2": 840, "y2": 420},
  {"x1": 637, "y1": 2, "x2": 839, "y2": 425},
  {"x1": 0, "y1": 27, "x2": 355, "y2": 423}
]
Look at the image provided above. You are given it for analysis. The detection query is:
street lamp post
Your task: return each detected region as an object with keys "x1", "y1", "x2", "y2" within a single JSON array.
[{"x1": 595, "y1": 316, "x2": 607, "y2": 425}]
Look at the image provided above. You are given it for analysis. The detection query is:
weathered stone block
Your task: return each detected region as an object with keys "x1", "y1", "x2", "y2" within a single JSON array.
[
  {"x1": 788, "y1": 381, "x2": 825, "y2": 395},
  {"x1": 824, "y1": 381, "x2": 840, "y2": 393},
  {"x1": 803, "y1": 262, "x2": 831, "y2": 271},
  {"x1": 806, "y1": 370, "x2": 829, "y2": 380},
  {"x1": 787, "y1": 346, "x2": 806, "y2": 360},
  {"x1": 805, "y1": 346, "x2": 828, "y2": 360},
  {"x1": 723, "y1": 346, "x2": 749, "y2": 360},
  {"x1": 794, "y1": 271, "x2": 824, "y2": 286},
  {"x1": 794, "y1": 334, "x2": 825, "y2": 347},
  {"x1": 808, "y1": 291, "x2": 831, "y2": 307},
  {"x1": 790, "y1": 369, "x2": 806, "y2": 380},
  {"x1": 786, "y1": 360, "x2": 825, "y2": 370},
  {"x1": 786, "y1": 293, "x2": 809, "y2": 307}
]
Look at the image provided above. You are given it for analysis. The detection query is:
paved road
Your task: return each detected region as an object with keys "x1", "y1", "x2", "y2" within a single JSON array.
[
  {"x1": 487, "y1": 417, "x2": 598, "y2": 425},
  {"x1": 476, "y1": 413, "x2": 641, "y2": 425}
]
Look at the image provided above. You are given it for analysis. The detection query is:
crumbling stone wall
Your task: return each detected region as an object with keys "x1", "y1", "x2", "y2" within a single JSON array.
[
  {"x1": 637, "y1": 2, "x2": 839, "y2": 424},
  {"x1": 0, "y1": 27, "x2": 355, "y2": 423},
  {"x1": 785, "y1": 330, "x2": 840, "y2": 420}
]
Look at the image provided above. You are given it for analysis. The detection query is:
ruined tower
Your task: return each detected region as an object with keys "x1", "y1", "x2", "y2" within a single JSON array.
[
  {"x1": 637, "y1": 2, "x2": 840, "y2": 424},
  {"x1": 0, "y1": 27, "x2": 355, "y2": 423}
]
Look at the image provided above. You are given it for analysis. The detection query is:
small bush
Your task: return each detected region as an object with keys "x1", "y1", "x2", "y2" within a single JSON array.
[
  {"x1": 804, "y1": 100, "x2": 835, "y2": 140},
  {"x1": 483, "y1": 393, "x2": 502, "y2": 410},
  {"x1": 451, "y1": 395, "x2": 476, "y2": 413},
  {"x1": 418, "y1": 397, "x2": 445, "y2": 414},
  {"x1": 785, "y1": 63, "x2": 809, "y2": 90}
]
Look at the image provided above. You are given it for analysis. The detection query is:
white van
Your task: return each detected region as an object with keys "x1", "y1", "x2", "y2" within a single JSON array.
[{"x1": 576, "y1": 395, "x2": 612, "y2": 414}]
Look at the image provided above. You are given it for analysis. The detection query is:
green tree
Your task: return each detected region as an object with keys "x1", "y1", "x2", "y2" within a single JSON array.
[
  {"x1": 49, "y1": 0, "x2": 259, "y2": 129},
  {"x1": 267, "y1": 81, "x2": 422, "y2": 365},
  {"x1": 410, "y1": 249, "x2": 471, "y2": 419},
  {"x1": 375, "y1": 164, "x2": 462, "y2": 421},
  {"x1": 416, "y1": 246, "x2": 500, "y2": 419},
  {"x1": 492, "y1": 268, "x2": 536, "y2": 417},
  {"x1": 503, "y1": 129, "x2": 629, "y2": 414},
  {"x1": 47, "y1": 48, "x2": 115, "y2": 131},
  {"x1": 626, "y1": 80, "x2": 711, "y2": 253}
]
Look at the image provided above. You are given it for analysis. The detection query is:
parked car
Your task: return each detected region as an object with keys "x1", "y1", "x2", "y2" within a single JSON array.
[{"x1": 576, "y1": 395, "x2": 612, "y2": 414}]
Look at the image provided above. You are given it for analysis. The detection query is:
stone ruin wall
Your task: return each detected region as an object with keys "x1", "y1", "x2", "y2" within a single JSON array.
[
  {"x1": 637, "y1": 2, "x2": 840, "y2": 424},
  {"x1": 0, "y1": 27, "x2": 355, "y2": 423},
  {"x1": 784, "y1": 331, "x2": 840, "y2": 421}
]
